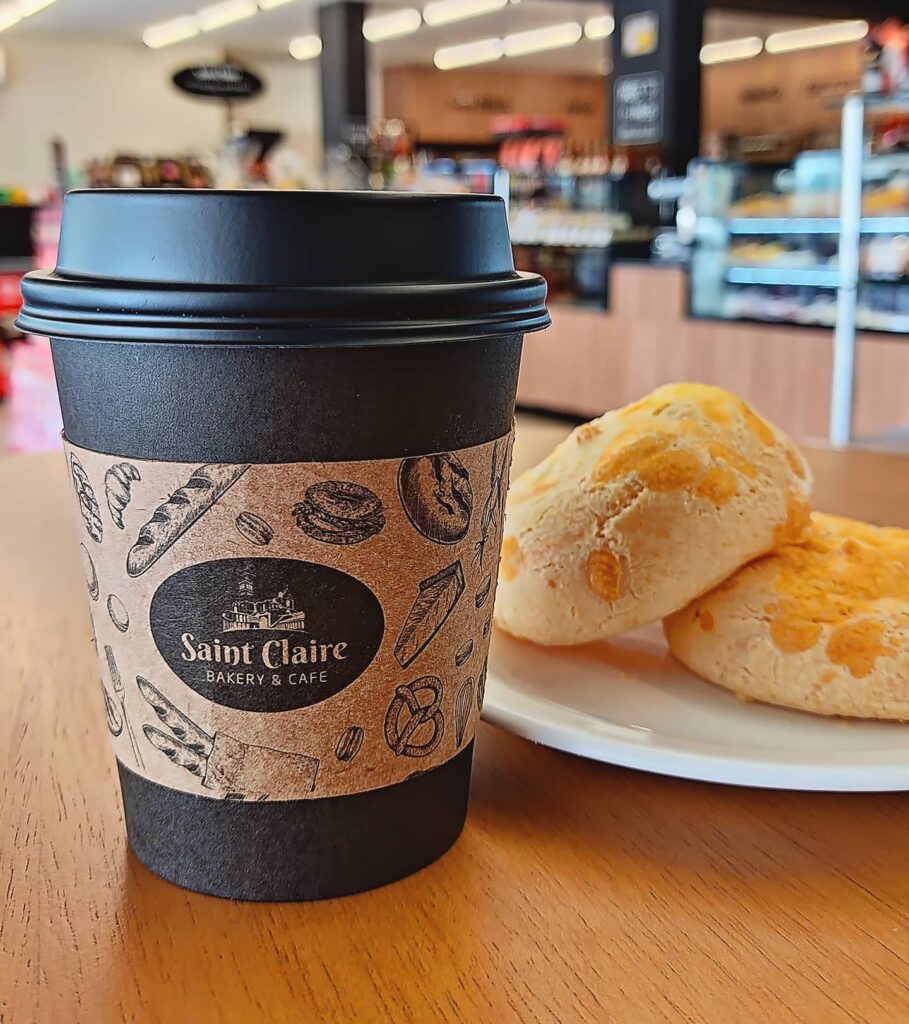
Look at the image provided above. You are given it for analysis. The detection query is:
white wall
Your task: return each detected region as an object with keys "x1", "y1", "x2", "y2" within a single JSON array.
[{"x1": 0, "y1": 34, "x2": 323, "y2": 187}]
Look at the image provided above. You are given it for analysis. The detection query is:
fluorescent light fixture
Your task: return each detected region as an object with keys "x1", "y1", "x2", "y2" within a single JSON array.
[
  {"x1": 503, "y1": 21, "x2": 582, "y2": 57},
  {"x1": 289, "y1": 33, "x2": 322, "y2": 59},
  {"x1": 700, "y1": 36, "x2": 762, "y2": 64},
  {"x1": 258, "y1": 0, "x2": 298, "y2": 8},
  {"x1": 0, "y1": 2, "x2": 21, "y2": 31},
  {"x1": 765, "y1": 19, "x2": 867, "y2": 54},
  {"x1": 434, "y1": 36, "x2": 502, "y2": 69},
  {"x1": 584, "y1": 14, "x2": 614, "y2": 40},
  {"x1": 17, "y1": 0, "x2": 58, "y2": 15},
  {"x1": 197, "y1": 0, "x2": 258, "y2": 32},
  {"x1": 362, "y1": 8, "x2": 421, "y2": 41},
  {"x1": 423, "y1": 0, "x2": 506, "y2": 28},
  {"x1": 142, "y1": 14, "x2": 200, "y2": 48}
]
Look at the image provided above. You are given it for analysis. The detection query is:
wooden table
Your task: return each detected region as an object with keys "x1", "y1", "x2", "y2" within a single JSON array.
[{"x1": 4, "y1": 419, "x2": 909, "y2": 1024}]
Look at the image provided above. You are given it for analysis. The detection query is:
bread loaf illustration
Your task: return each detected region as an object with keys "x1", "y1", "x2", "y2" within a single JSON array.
[
  {"x1": 70, "y1": 454, "x2": 103, "y2": 543},
  {"x1": 398, "y1": 454, "x2": 473, "y2": 544},
  {"x1": 127, "y1": 464, "x2": 248, "y2": 577}
]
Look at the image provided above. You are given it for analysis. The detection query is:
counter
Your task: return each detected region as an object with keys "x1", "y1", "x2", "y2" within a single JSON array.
[{"x1": 517, "y1": 263, "x2": 909, "y2": 442}]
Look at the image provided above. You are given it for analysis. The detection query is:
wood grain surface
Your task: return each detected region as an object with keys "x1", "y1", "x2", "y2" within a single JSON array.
[{"x1": 3, "y1": 419, "x2": 909, "y2": 1024}]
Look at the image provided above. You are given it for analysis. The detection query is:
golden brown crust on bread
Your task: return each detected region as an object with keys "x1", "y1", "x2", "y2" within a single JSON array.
[
  {"x1": 664, "y1": 513, "x2": 909, "y2": 719},
  {"x1": 495, "y1": 384, "x2": 812, "y2": 645}
]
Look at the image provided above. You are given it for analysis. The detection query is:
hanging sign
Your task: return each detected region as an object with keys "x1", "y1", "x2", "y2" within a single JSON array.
[
  {"x1": 613, "y1": 71, "x2": 664, "y2": 145},
  {"x1": 621, "y1": 11, "x2": 659, "y2": 57},
  {"x1": 173, "y1": 65, "x2": 263, "y2": 101}
]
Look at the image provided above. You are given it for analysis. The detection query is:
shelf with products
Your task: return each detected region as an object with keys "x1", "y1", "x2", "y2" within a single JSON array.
[
  {"x1": 726, "y1": 216, "x2": 909, "y2": 235},
  {"x1": 688, "y1": 145, "x2": 909, "y2": 338},
  {"x1": 505, "y1": 174, "x2": 664, "y2": 306},
  {"x1": 493, "y1": 118, "x2": 665, "y2": 305}
]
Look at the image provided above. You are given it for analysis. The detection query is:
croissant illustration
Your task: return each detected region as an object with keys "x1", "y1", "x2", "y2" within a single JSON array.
[{"x1": 104, "y1": 462, "x2": 141, "y2": 530}]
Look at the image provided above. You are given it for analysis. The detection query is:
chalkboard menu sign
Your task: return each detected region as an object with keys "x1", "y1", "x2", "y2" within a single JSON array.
[
  {"x1": 173, "y1": 65, "x2": 263, "y2": 100},
  {"x1": 613, "y1": 71, "x2": 663, "y2": 145}
]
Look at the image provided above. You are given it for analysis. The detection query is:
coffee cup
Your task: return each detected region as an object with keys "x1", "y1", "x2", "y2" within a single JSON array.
[{"x1": 17, "y1": 189, "x2": 549, "y2": 900}]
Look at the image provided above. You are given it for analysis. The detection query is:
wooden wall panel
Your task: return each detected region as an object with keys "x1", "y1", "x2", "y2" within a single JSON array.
[
  {"x1": 382, "y1": 66, "x2": 607, "y2": 144},
  {"x1": 518, "y1": 265, "x2": 909, "y2": 445},
  {"x1": 702, "y1": 43, "x2": 862, "y2": 154},
  {"x1": 384, "y1": 45, "x2": 862, "y2": 151}
]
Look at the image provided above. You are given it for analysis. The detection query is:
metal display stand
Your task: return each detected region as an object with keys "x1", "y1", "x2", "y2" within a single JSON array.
[{"x1": 830, "y1": 92, "x2": 909, "y2": 446}]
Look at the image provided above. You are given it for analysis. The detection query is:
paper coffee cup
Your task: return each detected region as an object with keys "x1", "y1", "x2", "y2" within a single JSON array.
[{"x1": 18, "y1": 189, "x2": 549, "y2": 901}]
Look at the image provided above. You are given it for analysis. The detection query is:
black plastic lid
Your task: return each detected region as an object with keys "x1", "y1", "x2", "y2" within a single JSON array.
[{"x1": 17, "y1": 189, "x2": 550, "y2": 345}]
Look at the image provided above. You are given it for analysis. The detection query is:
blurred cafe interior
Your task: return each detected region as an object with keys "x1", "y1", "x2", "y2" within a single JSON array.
[{"x1": 0, "y1": 2, "x2": 908, "y2": 449}]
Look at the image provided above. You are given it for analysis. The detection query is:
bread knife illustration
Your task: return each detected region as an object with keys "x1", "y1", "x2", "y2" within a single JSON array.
[
  {"x1": 137, "y1": 676, "x2": 319, "y2": 800},
  {"x1": 104, "y1": 645, "x2": 144, "y2": 770}
]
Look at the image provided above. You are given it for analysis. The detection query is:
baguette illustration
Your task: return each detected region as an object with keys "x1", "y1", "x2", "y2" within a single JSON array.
[
  {"x1": 137, "y1": 676, "x2": 213, "y2": 756},
  {"x1": 139, "y1": 677, "x2": 319, "y2": 800},
  {"x1": 127, "y1": 464, "x2": 248, "y2": 577},
  {"x1": 394, "y1": 561, "x2": 465, "y2": 668},
  {"x1": 70, "y1": 454, "x2": 104, "y2": 543}
]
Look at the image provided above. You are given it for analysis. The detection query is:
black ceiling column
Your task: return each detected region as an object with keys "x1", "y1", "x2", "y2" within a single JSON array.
[
  {"x1": 318, "y1": 2, "x2": 370, "y2": 158},
  {"x1": 610, "y1": 0, "x2": 706, "y2": 175}
]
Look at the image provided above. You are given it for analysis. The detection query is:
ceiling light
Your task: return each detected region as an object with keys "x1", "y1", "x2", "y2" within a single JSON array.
[
  {"x1": 289, "y1": 33, "x2": 322, "y2": 60},
  {"x1": 259, "y1": 0, "x2": 298, "y2": 8},
  {"x1": 17, "y1": 0, "x2": 58, "y2": 15},
  {"x1": 700, "y1": 36, "x2": 762, "y2": 64},
  {"x1": 0, "y1": 2, "x2": 21, "y2": 32},
  {"x1": 362, "y1": 7, "x2": 421, "y2": 41},
  {"x1": 503, "y1": 21, "x2": 582, "y2": 58},
  {"x1": 765, "y1": 19, "x2": 867, "y2": 54},
  {"x1": 142, "y1": 14, "x2": 200, "y2": 48},
  {"x1": 434, "y1": 36, "x2": 502, "y2": 69},
  {"x1": 584, "y1": 15, "x2": 614, "y2": 40},
  {"x1": 197, "y1": 0, "x2": 258, "y2": 32},
  {"x1": 423, "y1": 0, "x2": 506, "y2": 28}
]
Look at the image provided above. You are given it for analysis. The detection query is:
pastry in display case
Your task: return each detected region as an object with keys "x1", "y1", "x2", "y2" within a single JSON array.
[{"x1": 688, "y1": 144, "x2": 909, "y2": 334}]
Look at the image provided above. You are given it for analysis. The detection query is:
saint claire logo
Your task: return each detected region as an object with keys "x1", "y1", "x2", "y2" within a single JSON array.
[{"x1": 150, "y1": 558, "x2": 384, "y2": 712}]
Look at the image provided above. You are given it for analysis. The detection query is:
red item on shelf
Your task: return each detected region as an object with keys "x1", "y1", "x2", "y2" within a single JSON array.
[
  {"x1": 0, "y1": 271, "x2": 24, "y2": 315},
  {"x1": 0, "y1": 348, "x2": 9, "y2": 402}
]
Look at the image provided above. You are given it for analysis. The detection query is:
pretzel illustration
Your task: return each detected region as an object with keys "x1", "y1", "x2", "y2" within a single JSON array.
[{"x1": 384, "y1": 676, "x2": 445, "y2": 758}]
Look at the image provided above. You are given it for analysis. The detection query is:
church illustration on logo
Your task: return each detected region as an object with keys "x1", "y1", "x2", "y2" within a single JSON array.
[{"x1": 221, "y1": 572, "x2": 307, "y2": 633}]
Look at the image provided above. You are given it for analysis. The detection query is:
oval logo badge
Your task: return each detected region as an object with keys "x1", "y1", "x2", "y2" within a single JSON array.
[{"x1": 150, "y1": 558, "x2": 384, "y2": 712}]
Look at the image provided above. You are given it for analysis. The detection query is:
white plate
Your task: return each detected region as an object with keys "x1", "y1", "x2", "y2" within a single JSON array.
[{"x1": 483, "y1": 625, "x2": 909, "y2": 791}]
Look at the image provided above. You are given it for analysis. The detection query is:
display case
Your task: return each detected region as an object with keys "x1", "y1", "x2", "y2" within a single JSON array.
[
  {"x1": 688, "y1": 147, "x2": 909, "y2": 335},
  {"x1": 506, "y1": 167, "x2": 664, "y2": 307}
]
